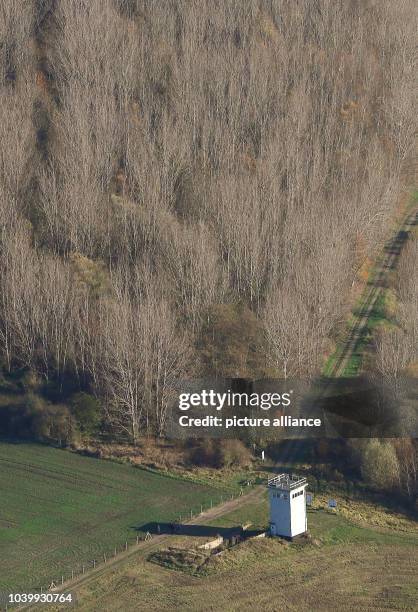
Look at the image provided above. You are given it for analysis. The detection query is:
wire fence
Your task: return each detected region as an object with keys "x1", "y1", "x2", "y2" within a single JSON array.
[{"x1": 7, "y1": 490, "x2": 243, "y2": 606}]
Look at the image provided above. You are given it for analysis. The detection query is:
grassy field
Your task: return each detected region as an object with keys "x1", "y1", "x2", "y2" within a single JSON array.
[
  {"x1": 0, "y1": 442, "x2": 239, "y2": 591},
  {"x1": 323, "y1": 269, "x2": 398, "y2": 378},
  {"x1": 2, "y1": 443, "x2": 417, "y2": 609},
  {"x1": 61, "y1": 492, "x2": 418, "y2": 611}
]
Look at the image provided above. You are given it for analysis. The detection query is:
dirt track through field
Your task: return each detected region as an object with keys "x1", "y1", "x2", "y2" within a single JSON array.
[{"x1": 18, "y1": 485, "x2": 264, "y2": 611}]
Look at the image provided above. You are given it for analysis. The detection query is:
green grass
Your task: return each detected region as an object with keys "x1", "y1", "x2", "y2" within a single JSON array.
[
  {"x1": 207, "y1": 495, "x2": 268, "y2": 532},
  {"x1": 323, "y1": 286, "x2": 396, "y2": 377},
  {"x1": 343, "y1": 288, "x2": 398, "y2": 376},
  {"x1": 0, "y1": 441, "x2": 233, "y2": 591},
  {"x1": 40, "y1": 485, "x2": 418, "y2": 611},
  {"x1": 323, "y1": 188, "x2": 418, "y2": 378},
  {"x1": 306, "y1": 508, "x2": 417, "y2": 547},
  {"x1": 148, "y1": 494, "x2": 418, "y2": 578},
  {"x1": 206, "y1": 493, "x2": 418, "y2": 549}
]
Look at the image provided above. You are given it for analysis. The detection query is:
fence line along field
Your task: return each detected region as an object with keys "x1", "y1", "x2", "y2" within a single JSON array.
[
  {"x1": 0, "y1": 442, "x2": 232, "y2": 592},
  {"x1": 39, "y1": 494, "x2": 418, "y2": 612}
]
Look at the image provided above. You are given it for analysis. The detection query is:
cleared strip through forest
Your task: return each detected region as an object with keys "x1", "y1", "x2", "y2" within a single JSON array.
[
  {"x1": 278, "y1": 203, "x2": 418, "y2": 461},
  {"x1": 327, "y1": 207, "x2": 418, "y2": 378}
]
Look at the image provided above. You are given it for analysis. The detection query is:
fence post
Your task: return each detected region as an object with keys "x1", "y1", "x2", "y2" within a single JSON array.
[
  {"x1": 125, "y1": 541, "x2": 128, "y2": 551},
  {"x1": 136, "y1": 535, "x2": 139, "y2": 545},
  {"x1": 61, "y1": 576, "x2": 64, "y2": 585},
  {"x1": 93, "y1": 559, "x2": 96, "y2": 569},
  {"x1": 82, "y1": 565, "x2": 85, "y2": 574},
  {"x1": 190, "y1": 509, "x2": 193, "y2": 519},
  {"x1": 71, "y1": 570, "x2": 74, "y2": 580}
]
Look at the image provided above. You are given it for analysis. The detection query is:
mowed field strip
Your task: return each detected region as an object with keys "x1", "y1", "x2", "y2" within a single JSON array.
[{"x1": 0, "y1": 442, "x2": 240, "y2": 592}]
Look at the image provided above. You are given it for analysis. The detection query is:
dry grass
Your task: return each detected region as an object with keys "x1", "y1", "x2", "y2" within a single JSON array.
[
  {"x1": 311, "y1": 493, "x2": 418, "y2": 534},
  {"x1": 38, "y1": 488, "x2": 418, "y2": 611},
  {"x1": 51, "y1": 536, "x2": 418, "y2": 611}
]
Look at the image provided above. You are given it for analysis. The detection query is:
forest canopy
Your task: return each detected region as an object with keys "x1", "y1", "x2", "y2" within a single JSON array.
[{"x1": 0, "y1": 0, "x2": 416, "y2": 443}]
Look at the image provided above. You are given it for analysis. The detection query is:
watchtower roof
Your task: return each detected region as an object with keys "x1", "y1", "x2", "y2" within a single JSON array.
[{"x1": 267, "y1": 473, "x2": 307, "y2": 491}]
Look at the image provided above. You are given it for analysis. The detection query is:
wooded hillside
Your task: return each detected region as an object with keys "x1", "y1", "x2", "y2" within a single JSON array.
[{"x1": 0, "y1": 0, "x2": 416, "y2": 442}]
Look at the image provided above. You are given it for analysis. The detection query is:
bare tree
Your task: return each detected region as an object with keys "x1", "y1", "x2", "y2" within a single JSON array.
[
  {"x1": 1, "y1": 0, "x2": 417, "y2": 438},
  {"x1": 96, "y1": 273, "x2": 190, "y2": 440},
  {"x1": 373, "y1": 328, "x2": 414, "y2": 396}
]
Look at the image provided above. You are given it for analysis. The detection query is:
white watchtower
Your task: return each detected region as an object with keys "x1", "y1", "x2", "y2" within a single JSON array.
[{"x1": 268, "y1": 473, "x2": 308, "y2": 539}]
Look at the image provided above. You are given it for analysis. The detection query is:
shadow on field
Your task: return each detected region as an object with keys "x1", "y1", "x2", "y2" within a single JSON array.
[{"x1": 134, "y1": 521, "x2": 263, "y2": 539}]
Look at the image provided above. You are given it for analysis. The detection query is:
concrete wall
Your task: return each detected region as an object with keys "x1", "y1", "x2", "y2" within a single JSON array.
[{"x1": 198, "y1": 536, "x2": 223, "y2": 550}]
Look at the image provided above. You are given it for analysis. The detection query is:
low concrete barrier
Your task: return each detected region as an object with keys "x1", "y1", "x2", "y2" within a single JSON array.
[{"x1": 198, "y1": 536, "x2": 223, "y2": 550}]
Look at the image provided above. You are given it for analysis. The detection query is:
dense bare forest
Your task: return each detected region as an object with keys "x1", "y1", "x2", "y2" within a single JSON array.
[
  {"x1": 374, "y1": 239, "x2": 418, "y2": 387},
  {"x1": 0, "y1": 0, "x2": 416, "y2": 443}
]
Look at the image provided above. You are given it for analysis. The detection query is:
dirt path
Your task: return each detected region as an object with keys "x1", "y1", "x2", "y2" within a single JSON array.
[
  {"x1": 329, "y1": 208, "x2": 418, "y2": 377},
  {"x1": 18, "y1": 485, "x2": 264, "y2": 611},
  {"x1": 277, "y1": 205, "x2": 418, "y2": 459}
]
